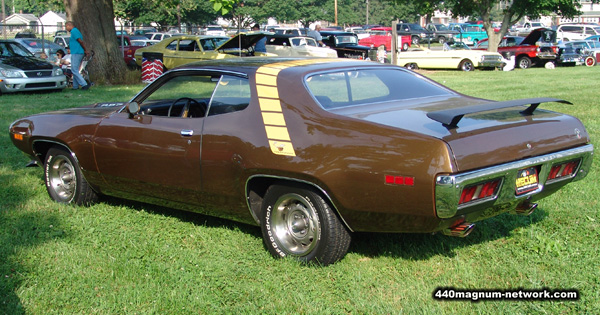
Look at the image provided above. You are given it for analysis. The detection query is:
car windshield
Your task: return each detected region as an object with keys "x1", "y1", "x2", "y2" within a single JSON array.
[
  {"x1": 465, "y1": 26, "x2": 482, "y2": 32},
  {"x1": 335, "y1": 35, "x2": 358, "y2": 44},
  {"x1": 0, "y1": 42, "x2": 34, "y2": 57},
  {"x1": 306, "y1": 68, "x2": 452, "y2": 109},
  {"x1": 371, "y1": 31, "x2": 387, "y2": 36},
  {"x1": 435, "y1": 24, "x2": 450, "y2": 31},
  {"x1": 443, "y1": 42, "x2": 471, "y2": 50},
  {"x1": 290, "y1": 37, "x2": 317, "y2": 47}
]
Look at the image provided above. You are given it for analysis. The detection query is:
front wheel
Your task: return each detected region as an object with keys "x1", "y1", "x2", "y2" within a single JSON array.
[
  {"x1": 261, "y1": 183, "x2": 351, "y2": 266},
  {"x1": 459, "y1": 59, "x2": 475, "y2": 71},
  {"x1": 44, "y1": 147, "x2": 98, "y2": 206},
  {"x1": 401, "y1": 42, "x2": 409, "y2": 51}
]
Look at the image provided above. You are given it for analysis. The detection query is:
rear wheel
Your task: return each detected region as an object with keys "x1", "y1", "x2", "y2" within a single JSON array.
[
  {"x1": 459, "y1": 59, "x2": 475, "y2": 71},
  {"x1": 401, "y1": 42, "x2": 409, "y2": 51},
  {"x1": 405, "y1": 63, "x2": 419, "y2": 70},
  {"x1": 411, "y1": 36, "x2": 420, "y2": 46},
  {"x1": 44, "y1": 147, "x2": 98, "y2": 206},
  {"x1": 260, "y1": 183, "x2": 351, "y2": 266},
  {"x1": 517, "y1": 56, "x2": 532, "y2": 69}
]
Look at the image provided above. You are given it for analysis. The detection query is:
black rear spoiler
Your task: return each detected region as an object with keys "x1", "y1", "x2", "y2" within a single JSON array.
[{"x1": 427, "y1": 97, "x2": 572, "y2": 129}]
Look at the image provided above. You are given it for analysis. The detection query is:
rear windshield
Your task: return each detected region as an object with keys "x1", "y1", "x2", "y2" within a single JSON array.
[{"x1": 305, "y1": 68, "x2": 452, "y2": 109}]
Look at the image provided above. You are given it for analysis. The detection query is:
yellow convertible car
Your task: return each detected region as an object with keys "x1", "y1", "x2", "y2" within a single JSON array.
[
  {"x1": 396, "y1": 42, "x2": 504, "y2": 71},
  {"x1": 134, "y1": 33, "x2": 273, "y2": 69}
]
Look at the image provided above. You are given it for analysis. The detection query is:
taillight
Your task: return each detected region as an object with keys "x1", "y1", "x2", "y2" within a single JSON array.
[
  {"x1": 547, "y1": 160, "x2": 580, "y2": 183},
  {"x1": 459, "y1": 179, "x2": 501, "y2": 206}
]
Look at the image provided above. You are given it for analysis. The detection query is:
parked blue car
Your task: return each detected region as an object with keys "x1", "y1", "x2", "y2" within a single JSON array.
[{"x1": 449, "y1": 23, "x2": 488, "y2": 45}]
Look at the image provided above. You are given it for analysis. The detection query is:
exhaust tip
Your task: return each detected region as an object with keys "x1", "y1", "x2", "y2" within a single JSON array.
[
  {"x1": 513, "y1": 202, "x2": 538, "y2": 216},
  {"x1": 442, "y1": 222, "x2": 475, "y2": 237}
]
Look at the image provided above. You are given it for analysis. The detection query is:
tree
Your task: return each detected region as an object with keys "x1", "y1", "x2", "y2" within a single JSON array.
[
  {"x1": 441, "y1": 0, "x2": 585, "y2": 52},
  {"x1": 63, "y1": 0, "x2": 127, "y2": 84}
]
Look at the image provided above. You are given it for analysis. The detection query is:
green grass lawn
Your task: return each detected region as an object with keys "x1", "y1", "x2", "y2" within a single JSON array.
[{"x1": 1, "y1": 66, "x2": 599, "y2": 313}]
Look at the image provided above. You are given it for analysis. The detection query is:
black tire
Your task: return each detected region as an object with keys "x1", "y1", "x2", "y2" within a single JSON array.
[
  {"x1": 459, "y1": 59, "x2": 475, "y2": 72},
  {"x1": 517, "y1": 56, "x2": 532, "y2": 69},
  {"x1": 411, "y1": 36, "x2": 420, "y2": 46},
  {"x1": 44, "y1": 147, "x2": 98, "y2": 206},
  {"x1": 260, "y1": 183, "x2": 351, "y2": 266},
  {"x1": 402, "y1": 42, "x2": 409, "y2": 51},
  {"x1": 405, "y1": 63, "x2": 419, "y2": 70},
  {"x1": 438, "y1": 36, "x2": 446, "y2": 44}
]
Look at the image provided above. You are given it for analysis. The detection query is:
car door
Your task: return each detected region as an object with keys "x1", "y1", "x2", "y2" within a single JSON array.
[
  {"x1": 93, "y1": 72, "x2": 218, "y2": 204},
  {"x1": 171, "y1": 39, "x2": 213, "y2": 66}
]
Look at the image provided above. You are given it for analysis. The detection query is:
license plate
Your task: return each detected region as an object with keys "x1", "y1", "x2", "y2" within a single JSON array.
[{"x1": 515, "y1": 167, "x2": 538, "y2": 195}]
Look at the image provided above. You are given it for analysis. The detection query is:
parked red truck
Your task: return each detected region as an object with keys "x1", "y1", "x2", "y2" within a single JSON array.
[{"x1": 359, "y1": 27, "x2": 411, "y2": 52}]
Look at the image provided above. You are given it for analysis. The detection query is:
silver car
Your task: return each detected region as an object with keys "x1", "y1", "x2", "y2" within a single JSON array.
[{"x1": 0, "y1": 40, "x2": 67, "y2": 93}]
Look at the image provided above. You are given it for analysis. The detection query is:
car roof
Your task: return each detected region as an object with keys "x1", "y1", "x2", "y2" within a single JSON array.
[{"x1": 319, "y1": 31, "x2": 355, "y2": 35}]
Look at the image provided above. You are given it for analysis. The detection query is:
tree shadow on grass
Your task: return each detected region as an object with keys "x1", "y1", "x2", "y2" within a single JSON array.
[
  {"x1": 349, "y1": 209, "x2": 548, "y2": 261},
  {"x1": 0, "y1": 173, "x2": 66, "y2": 315}
]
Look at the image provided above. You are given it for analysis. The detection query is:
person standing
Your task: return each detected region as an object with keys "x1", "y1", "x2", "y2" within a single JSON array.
[
  {"x1": 252, "y1": 24, "x2": 267, "y2": 53},
  {"x1": 65, "y1": 21, "x2": 90, "y2": 90},
  {"x1": 308, "y1": 24, "x2": 325, "y2": 47}
]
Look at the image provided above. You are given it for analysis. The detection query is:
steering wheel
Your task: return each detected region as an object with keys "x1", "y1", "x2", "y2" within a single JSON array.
[{"x1": 167, "y1": 97, "x2": 205, "y2": 118}]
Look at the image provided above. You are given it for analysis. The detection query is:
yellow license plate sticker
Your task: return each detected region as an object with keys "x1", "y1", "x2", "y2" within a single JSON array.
[{"x1": 515, "y1": 167, "x2": 538, "y2": 195}]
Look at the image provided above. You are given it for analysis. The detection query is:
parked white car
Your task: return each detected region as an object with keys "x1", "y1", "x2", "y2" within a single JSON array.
[
  {"x1": 205, "y1": 25, "x2": 227, "y2": 37},
  {"x1": 557, "y1": 24, "x2": 600, "y2": 42},
  {"x1": 145, "y1": 32, "x2": 172, "y2": 44},
  {"x1": 265, "y1": 34, "x2": 338, "y2": 58},
  {"x1": 396, "y1": 42, "x2": 504, "y2": 71}
]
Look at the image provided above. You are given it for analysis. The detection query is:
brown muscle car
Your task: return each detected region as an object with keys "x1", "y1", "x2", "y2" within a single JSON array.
[{"x1": 9, "y1": 58, "x2": 594, "y2": 265}]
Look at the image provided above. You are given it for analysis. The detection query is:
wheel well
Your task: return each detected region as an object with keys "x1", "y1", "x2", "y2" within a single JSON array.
[
  {"x1": 32, "y1": 140, "x2": 71, "y2": 164},
  {"x1": 245, "y1": 175, "x2": 353, "y2": 231}
]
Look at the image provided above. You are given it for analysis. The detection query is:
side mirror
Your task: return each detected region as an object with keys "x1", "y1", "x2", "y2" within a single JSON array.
[{"x1": 127, "y1": 102, "x2": 140, "y2": 118}]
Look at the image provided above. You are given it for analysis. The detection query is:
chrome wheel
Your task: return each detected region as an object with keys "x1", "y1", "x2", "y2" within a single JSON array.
[
  {"x1": 261, "y1": 183, "x2": 351, "y2": 265},
  {"x1": 460, "y1": 60, "x2": 474, "y2": 71},
  {"x1": 270, "y1": 193, "x2": 320, "y2": 256},
  {"x1": 48, "y1": 155, "x2": 77, "y2": 202},
  {"x1": 44, "y1": 147, "x2": 98, "y2": 205}
]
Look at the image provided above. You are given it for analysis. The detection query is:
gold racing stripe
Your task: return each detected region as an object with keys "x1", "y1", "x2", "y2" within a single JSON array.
[{"x1": 255, "y1": 59, "x2": 350, "y2": 156}]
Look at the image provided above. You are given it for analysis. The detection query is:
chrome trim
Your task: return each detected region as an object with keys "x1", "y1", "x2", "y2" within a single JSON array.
[
  {"x1": 435, "y1": 144, "x2": 593, "y2": 219},
  {"x1": 245, "y1": 174, "x2": 354, "y2": 232},
  {"x1": 180, "y1": 130, "x2": 194, "y2": 136}
]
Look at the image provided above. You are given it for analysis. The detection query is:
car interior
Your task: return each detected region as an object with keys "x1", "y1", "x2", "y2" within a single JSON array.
[{"x1": 136, "y1": 74, "x2": 251, "y2": 118}]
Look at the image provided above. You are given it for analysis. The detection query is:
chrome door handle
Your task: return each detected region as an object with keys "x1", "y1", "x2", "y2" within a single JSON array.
[{"x1": 180, "y1": 130, "x2": 194, "y2": 136}]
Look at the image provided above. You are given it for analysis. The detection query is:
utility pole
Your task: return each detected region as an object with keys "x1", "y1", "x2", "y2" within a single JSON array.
[
  {"x1": 366, "y1": 0, "x2": 369, "y2": 25},
  {"x1": 1, "y1": 0, "x2": 6, "y2": 39},
  {"x1": 334, "y1": 0, "x2": 338, "y2": 26}
]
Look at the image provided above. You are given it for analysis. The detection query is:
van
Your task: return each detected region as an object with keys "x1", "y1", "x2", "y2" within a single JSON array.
[{"x1": 557, "y1": 24, "x2": 600, "y2": 41}]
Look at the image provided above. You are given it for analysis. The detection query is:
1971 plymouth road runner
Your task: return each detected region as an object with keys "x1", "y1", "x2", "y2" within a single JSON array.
[{"x1": 9, "y1": 58, "x2": 593, "y2": 265}]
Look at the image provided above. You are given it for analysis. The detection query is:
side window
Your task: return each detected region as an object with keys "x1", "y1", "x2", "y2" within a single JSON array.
[
  {"x1": 140, "y1": 75, "x2": 217, "y2": 118},
  {"x1": 200, "y1": 39, "x2": 215, "y2": 51},
  {"x1": 166, "y1": 40, "x2": 178, "y2": 50},
  {"x1": 585, "y1": 27, "x2": 595, "y2": 36},
  {"x1": 208, "y1": 75, "x2": 251, "y2": 116}
]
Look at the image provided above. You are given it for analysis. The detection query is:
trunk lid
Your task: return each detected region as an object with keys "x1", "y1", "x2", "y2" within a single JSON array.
[{"x1": 331, "y1": 95, "x2": 590, "y2": 172}]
